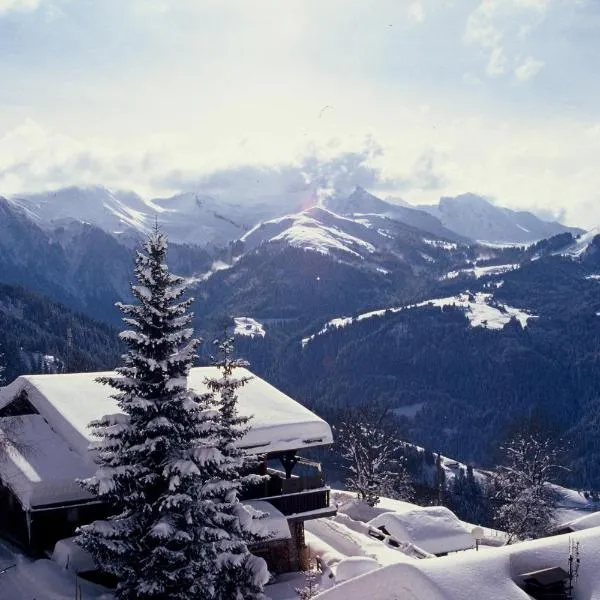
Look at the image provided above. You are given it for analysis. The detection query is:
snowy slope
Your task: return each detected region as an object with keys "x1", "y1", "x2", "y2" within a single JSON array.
[
  {"x1": 302, "y1": 292, "x2": 537, "y2": 346},
  {"x1": 559, "y1": 226, "x2": 600, "y2": 258},
  {"x1": 418, "y1": 193, "x2": 582, "y2": 244},
  {"x1": 9, "y1": 186, "x2": 153, "y2": 235},
  {"x1": 241, "y1": 206, "x2": 383, "y2": 259}
]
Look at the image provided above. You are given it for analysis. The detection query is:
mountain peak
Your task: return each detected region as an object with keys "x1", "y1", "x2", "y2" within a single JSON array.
[{"x1": 420, "y1": 193, "x2": 582, "y2": 244}]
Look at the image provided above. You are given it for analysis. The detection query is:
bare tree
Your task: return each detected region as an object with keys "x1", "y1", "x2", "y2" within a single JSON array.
[
  {"x1": 493, "y1": 432, "x2": 564, "y2": 543},
  {"x1": 334, "y1": 406, "x2": 413, "y2": 507}
]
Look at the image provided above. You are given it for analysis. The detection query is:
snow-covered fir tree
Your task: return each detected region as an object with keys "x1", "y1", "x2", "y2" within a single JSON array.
[
  {"x1": 493, "y1": 433, "x2": 562, "y2": 543},
  {"x1": 204, "y1": 336, "x2": 270, "y2": 600},
  {"x1": 77, "y1": 230, "x2": 222, "y2": 599},
  {"x1": 335, "y1": 406, "x2": 413, "y2": 507}
]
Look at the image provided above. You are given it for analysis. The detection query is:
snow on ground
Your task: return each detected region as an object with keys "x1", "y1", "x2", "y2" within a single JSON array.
[
  {"x1": 443, "y1": 263, "x2": 520, "y2": 280},
  {"x1": 423, "y1": 239, "x2": 458, "y2": 251},
  {"x1": 367, "y1": 507, "x2": 474, "y2": 555},
  {"x1": 0, "y1": 540, "x2": 112, "y2": 599},
  {"x1": 477, "y1": 240, "x2": 532, "y2": 249},
  {"x1": 302, "y1": 292, "x2": 536, "y2": 346},
  {"x1": 305, "y1": 515, "x2": 414, "y2": 567},
  {"x1": 317, "y1": 526, "x2": 600, "y2": 600},
  {"x1": 233, "y1": 316, "x2": 266, "y2": 338}
]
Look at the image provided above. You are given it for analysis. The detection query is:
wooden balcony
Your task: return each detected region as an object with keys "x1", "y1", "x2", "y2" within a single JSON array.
[{"x1": 241, "y1": 468, "x2": 335, "y2": 519}]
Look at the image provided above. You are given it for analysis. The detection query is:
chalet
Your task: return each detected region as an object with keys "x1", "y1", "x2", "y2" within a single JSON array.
[{"x1": 0, "y1": 368, "x2": 336, "y2": 575}]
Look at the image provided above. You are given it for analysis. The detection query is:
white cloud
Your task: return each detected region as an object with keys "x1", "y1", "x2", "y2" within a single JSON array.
[
  {"x1": 487, "y1": 46, "x2": 508, "y2": 75},
  {"x1": 0, "y1": 0, "x2": 39, "y2": 13},
  {"x1": 464, "y1": 1, "x2": 503, "y2": 49},
  {"x1": 407, "y1": 1, "x2": 425, "y2": 23},
  {"x1": 515, "y1": 56, "x2": 545, "y2": 80},
  {"x1": 464, "y1": 0, "x2": 550, "y2": 78},
  {"x1": 1, "y1": 0, "x2": 599, "y2": 230}
]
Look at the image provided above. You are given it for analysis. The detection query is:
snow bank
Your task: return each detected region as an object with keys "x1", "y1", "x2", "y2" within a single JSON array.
[
  {"x1": 560, "y1": 227, "x2": 600, "y2": 258},
  {"x1": 335, "y1": 557, "x2": 379, "y2": 583},
  {"x1": 0, "y1": 540, "x2": 111, "y2": 600},
  {"x1": 443, "y1": 263, "x2": 520, "y2": 280},
  {"x1": 555, "y1": 510, "x2": 600, "y2": 532},
  {"x1": 318, "y1": 527, "x2": 600, "y2": 600},
  {"x1": 368, "y1": 507, "x2": 474, "y2": 556},
  {"x1": 52, "y1": 537, "x2": 96, "y2": 573}
]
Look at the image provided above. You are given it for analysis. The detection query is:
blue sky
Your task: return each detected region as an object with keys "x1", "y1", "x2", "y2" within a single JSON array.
[{"x1": 0, "y1": 0, "x2": 599, "y2": 226}]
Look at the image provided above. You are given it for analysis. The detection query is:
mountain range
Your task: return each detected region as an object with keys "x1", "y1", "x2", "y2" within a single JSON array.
[{"x1": 6, "y1": 185, "x2": 582, "y2": 247}]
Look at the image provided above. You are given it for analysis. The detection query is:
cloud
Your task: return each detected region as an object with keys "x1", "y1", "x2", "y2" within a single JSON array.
[
  {"x1": 410, "y1": 150, "x2": 447, "y2": 190},
  {"x1": 487, "y1": 46, "x2": 508, "y2": 75},
  {"x1": 0, "y1": 0, "x2": 39, "y2": 13},
  {"x1": 464, "y1": 0, "x2": 550, "y2": 78},
  {"x1": 407, "y1": 1, "x2": 425, "y2": 23},
  {"x1": 515, "y1": 56, "x2": 545, "y2": 80}
]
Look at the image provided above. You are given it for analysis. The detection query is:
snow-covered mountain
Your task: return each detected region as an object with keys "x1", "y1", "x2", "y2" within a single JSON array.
[
  {"x1": 7, "y1": 186, "x2": 308, "y2": 247},
  {"x1": 241, "y1": 206, "x2": 381, "y2": 259},
  {"x1": 418, "y1": 193, "x2": 582, "y2": 244},
  {"x1": 9, "y1": 186, "x2": 154, "y2": 237},
  {"x1": 324, "y1": 187, "x2": 468, "y2": 243},
  {"x1": 7, "y1": 185, "x2": 584, "y2": 248},
  {"x1": 239, "y1": 204, "x2": 467, "y2": 275}
]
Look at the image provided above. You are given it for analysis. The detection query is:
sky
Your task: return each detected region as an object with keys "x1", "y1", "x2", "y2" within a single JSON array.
[{"x1": 1, "y1": 0, "x2": 599, "y2": 227}]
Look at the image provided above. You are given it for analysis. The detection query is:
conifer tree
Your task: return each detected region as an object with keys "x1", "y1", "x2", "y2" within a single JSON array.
[
  {"x1": 204, "y1": 336, "x2": 270, "y2": 600},
  {"x1": 77, "y1": 229, "x2": 219, "y2": 599}
]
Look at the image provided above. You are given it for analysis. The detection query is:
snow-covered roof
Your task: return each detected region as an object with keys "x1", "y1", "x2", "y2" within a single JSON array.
[
  {"x1": 368, "y1": 506, "x2": 474, "y2": 556},
  {"x1": 0, "y1": 415, "x2": 95, "y2": 509},
  {"x1": 317, "y1": 527, "x2": 600, "y2": 600},
  {"x1": 0, "y1": 368, "x2": 332, "y2": 459},
  {"x1": 0, "y1": 368, "x2": 332, "y2": 508}
]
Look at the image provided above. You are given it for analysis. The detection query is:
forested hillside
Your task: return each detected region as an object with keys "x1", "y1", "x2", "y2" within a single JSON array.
[{"x1": 0, "y1": 283, "x2": 121, "y2": 381}]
